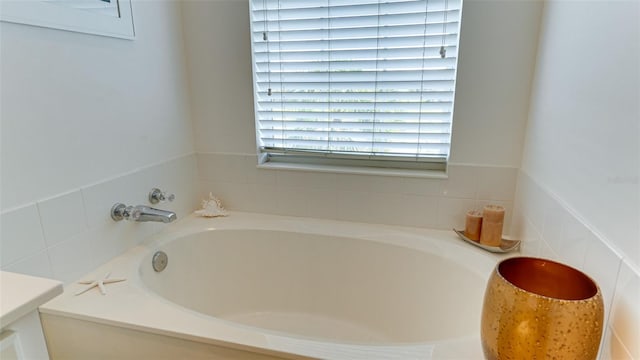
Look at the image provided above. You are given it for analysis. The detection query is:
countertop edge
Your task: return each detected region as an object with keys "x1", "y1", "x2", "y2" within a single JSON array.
[{"x1": 0, "y1": 271, "x2": 64, "y2": 329}]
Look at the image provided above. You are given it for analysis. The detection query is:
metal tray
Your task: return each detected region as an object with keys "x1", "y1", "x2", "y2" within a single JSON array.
[{"x1": 453, "y1": 229, "x2": 520, "y2": 253}]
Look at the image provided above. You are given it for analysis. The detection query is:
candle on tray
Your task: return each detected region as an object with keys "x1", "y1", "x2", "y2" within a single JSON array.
[
  {"x1": 480, "y1": 205, "x2": 505, "y2": 247},
  {"x1": 464, "y1": 210, "x2": 483, "y2": 241}
]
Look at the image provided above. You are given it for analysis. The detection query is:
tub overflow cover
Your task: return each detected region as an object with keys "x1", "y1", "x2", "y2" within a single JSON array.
[{"x1": 152, "y1": 251, "x2": 168, "y2": 272}]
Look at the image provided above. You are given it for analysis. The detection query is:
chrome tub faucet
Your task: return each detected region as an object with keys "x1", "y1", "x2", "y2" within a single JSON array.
[{"x1": 111, "y1": 204, "x2": 177, "y2": 223}]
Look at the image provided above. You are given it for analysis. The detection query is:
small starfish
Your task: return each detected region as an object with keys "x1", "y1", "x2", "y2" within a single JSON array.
[{"x1": 75, "y1": 272, "x2": 126, "y2": 296}]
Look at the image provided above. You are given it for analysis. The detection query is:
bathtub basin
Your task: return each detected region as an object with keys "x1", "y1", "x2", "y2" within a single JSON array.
[{"x1": 40, "y1": 212, "x2": 511, "y2": 359}]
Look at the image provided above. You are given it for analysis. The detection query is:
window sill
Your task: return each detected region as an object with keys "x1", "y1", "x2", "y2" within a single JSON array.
[{"x1": 256, "y1": 161, "x2": 448, "y2": 179}]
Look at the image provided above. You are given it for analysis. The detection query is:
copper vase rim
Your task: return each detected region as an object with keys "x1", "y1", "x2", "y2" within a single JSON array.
[{"x1": 496, "y1": 256, "x2": 600, "y2": 301}]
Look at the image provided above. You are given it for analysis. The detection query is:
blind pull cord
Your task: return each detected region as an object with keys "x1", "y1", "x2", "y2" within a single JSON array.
[
  {"x1": 263, "y1": 0, "x2": 272, "y2": 96},
  {"x1": 265, "y1": 30, "x2": 271, "y2": 96},
  {"x1": 440, "y1": 0, "x2": 449, "y2": 58},
  {"x1": 417, "y1": 0, "x2": 431, "y2": 158}
]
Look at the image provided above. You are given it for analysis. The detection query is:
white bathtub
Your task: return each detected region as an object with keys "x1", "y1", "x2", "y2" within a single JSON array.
[{"x1": 40, "y1": 212, "x2": 512, "y2": 359}]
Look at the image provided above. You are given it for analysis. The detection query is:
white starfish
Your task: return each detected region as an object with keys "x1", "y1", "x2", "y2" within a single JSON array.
[{"x1": 75, "y1": 272, "x2": 126, "y2": 296}]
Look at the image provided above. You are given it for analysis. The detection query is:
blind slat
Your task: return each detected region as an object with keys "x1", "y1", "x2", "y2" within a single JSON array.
[
  {"x1": 252, "y1": 0, "x2": 461, "y2": 10},
  {"x1": 253, "y1": 44, "x2": 458, "y2": 55}
]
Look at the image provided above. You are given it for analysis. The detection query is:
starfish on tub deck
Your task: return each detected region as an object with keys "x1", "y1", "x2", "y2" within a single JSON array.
[{"x1": 75, "y1": 272, "x2": 126, "y2": 296}]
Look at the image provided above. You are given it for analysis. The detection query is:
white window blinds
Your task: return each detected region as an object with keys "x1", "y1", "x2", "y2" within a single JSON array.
[{"x1": 250, "y1": 0, "x2": 462, "y2": 166}]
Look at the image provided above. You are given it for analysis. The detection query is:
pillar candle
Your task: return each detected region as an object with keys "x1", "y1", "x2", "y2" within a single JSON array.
[
  {"x1": 464, "y1": 210, "x2": 483, "y2": 241},
  {"x1": 480, "y1": 205, "x2": 505, "y2": 247}
]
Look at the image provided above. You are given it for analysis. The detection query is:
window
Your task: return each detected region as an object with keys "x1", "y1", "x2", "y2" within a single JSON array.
[{"x1": 249, "y1": 0, "x2": 462, "y2": 172}]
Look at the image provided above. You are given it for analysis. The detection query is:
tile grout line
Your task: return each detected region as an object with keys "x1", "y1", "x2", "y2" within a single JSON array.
[{"x1": 34, "y1": 203, "x2": 55, "y2": 278}]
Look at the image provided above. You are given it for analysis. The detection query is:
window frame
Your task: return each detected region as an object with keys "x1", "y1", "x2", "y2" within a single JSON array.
[{"x1": 249, "y1": 0, "x2": 463, "y2": 176}]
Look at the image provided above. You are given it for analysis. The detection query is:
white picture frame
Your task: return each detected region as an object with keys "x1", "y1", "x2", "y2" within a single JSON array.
[{"x1": 0, "y1": 0, "x2": 135, "y2": 40}]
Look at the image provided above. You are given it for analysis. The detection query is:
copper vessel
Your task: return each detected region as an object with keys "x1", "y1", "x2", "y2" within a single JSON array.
[{"x1": 481, "y1": 257, "x2": 604, "y2": 360}]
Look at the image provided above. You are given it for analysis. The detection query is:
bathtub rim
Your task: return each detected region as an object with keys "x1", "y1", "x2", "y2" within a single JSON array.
[{"x1": 137, "y1": 212, "x2": 502, "y2": 280}]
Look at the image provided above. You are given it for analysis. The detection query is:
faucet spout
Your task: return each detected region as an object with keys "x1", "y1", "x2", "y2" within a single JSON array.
[
  {"x1": 111, "y1": 203, "x2": 177, "y2": 223},
  {"x1": 135, "y1": 206, "x2": 177, "y2": 223}
]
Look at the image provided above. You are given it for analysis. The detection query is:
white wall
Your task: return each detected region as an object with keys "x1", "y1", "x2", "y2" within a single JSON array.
[
  {"x1": 450, "y1": 0, "x2": 542, "y2": 167},
  {"x1": 181, "y1": 0, "x2": 542, "y2": 230},
  {"x1": 520, "y1": 0, "x2": 639, "y2": 267},
  {"x1": 1, "y1": 0, "x2": 195, "y2": 210},
  {"x1": 514, "y1": 1, "x2": 639, "y2": 359},
  {"x1": 182, "y1": 0, "x2": 542, "y2": 167},
  {"x1": 0, "y1": 1, "x2": 199, "y2": 282},
  {"x1": 181, "y1": 0, "x2": 257, "y2": 155}
]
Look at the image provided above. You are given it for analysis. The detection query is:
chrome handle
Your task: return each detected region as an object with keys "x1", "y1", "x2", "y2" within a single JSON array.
[
  {"x1": 110, "y1": 203, "x2": 141, "y2": 221},
  {"x1": 149, "y1": 188, "x2": 175, "y2": 204}
]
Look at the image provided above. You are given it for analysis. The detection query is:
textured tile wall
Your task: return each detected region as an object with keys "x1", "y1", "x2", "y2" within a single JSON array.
[
  {"x1": 5, "y1": 152, "x2": 633, "y2": 359},
  {"x1": 0, "y1": 155, "x2": 198, "y2": 284},
  {"x1": 196, "y1": 153, "x2": 518, "y2": 233}
]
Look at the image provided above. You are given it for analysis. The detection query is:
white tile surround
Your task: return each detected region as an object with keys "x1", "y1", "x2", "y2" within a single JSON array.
[
  {"x1": 512, "y1": 170, "x2": 639, "y2": 360},
  {"x1": 1, "y1": 151, "x2": 636, "y2": 359},
  {"x1": 0, "y1": 155, "x2": 198, "y2": 285},
  {"x1": 196, "y1": 153, "x2": 517, "y2": 232},
  {"x1": 198, "y1": 152, "x2": 638, "y2": 359}
]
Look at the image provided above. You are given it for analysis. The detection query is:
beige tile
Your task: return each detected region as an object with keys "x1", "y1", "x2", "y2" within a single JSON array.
[
  {"x1": 1, "y1": 205, "x2": 47, "y2": 266},
  {"x1": 335, "y1": 190, "x2": 376, "y2": 224},
  {"x1": 1, "y1": 251, "x2": 54, "y2": 279},
  {"x1": 197, "y1": 153, "x2": 248, "y2": 183},
  {"x1": 519, "y1": 173, "x2": 549, "y2": 231},
  {"x1": 555, "y1": 214, "x2": 591, "y2": 270},
  {"x1": 540, "y1": 197, "x2": 568, "y2": 253},
  {"x1": 48, "y1": 231, "x2": 96, "y2": 284},
  {"x1": 401, "y1": 177, "x2": 443, "y2": 196},
  {"x1": 90, "y1": 221, "x2": 158, "y2": 267},
  {"x1": 519, "y1": 218, "x2": 542, "y2": 257},
  {"x1": 274, "y1": 186, "x2": 310, "y2": 217},
  {"x1": 539, "y1": 238, "x2": 560, "y2": 261},
  {"x1": 391, "y1": 194, "x2": 438, "y2": 228},
  {"x1": 245, "y1": 155, "x2": 276, "y2": 185},
  {"x1": 276, "y1": 170, "x2": 337, "y2": 190},
  {"x1": 304, "y1": 188, "x2": 339, "y2": 220},
  {"x1": 436, "y1": 197, "x2": 476, "y2": 230},
  {"x1": 476, "y1": 166, "x2": 518, "y2": 201},
  {"x1": 582, "y1": 237, "x2": 623, "y2": 327},
  {"x1": 600, "y1": 326, "x2": 634, "y2": 360},
  {"x1": 38, "y1": 191, "x2": 88, "y2": 248},
  {"x1": 609, "y1": 260, "x2": 640, "y2": 359},
  {"x1": 440, "y1": 165, "x2": 478, "y2": 199}
]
